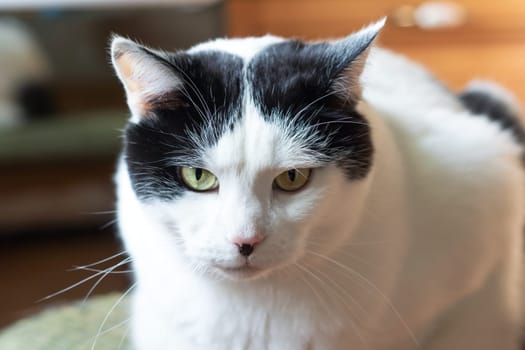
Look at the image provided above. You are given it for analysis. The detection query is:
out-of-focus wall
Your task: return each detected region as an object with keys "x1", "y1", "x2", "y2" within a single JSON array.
[
  {"x1": 0, "y1": 3, "x2": 224, "y2": 234},
  {"x1": 15, "y1": 5, "x2": 224, "y2": 112}
]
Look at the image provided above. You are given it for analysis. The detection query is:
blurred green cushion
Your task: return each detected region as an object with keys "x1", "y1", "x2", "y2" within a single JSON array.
[{"x1": 0, "y1": 293, "x2": 130, "y2": 350}]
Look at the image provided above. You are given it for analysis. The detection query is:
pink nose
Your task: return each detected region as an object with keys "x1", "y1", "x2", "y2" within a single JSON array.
[
  {"x1": 232, "y1": 235, "x2": 264, "y2": 247},
  {"x1": 231, "y1": 234, "x2": 264, "y2": 257}
]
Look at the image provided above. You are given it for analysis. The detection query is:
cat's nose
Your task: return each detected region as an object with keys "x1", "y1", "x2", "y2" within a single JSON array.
[
  {"x1": 237, "y1": 243, "x2": 255, "y2": 257},
  {"x1": 232, "y1": 235, "x2": 264, "y2": 257}
]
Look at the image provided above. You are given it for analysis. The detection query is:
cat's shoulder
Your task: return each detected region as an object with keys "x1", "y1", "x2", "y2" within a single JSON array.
[
  {"x1": 364, "y1": 47, "x2": 523, "y2": 164},
  {"x1": 362, "y1": 48, "x2": 524, "y2": 207}
]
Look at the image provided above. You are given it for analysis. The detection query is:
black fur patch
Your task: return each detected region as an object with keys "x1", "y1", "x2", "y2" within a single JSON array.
[
  {"x1": 124, "y1": 51, "x2": 244, "y2": 200},
  {"x1": 247, "y1": 40, "x2": 373, "y2": 179},
  {"x1": 459, "y1": 90, "x2": 525, "y2": 145},
  {"x1": 124, "y1": 39, "x2": 375, "y2": 201}
]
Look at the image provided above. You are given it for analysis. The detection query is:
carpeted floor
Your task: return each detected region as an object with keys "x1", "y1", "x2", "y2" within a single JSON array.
[
  {"x1": 0, "y1": 293, "x2": 130, "y2": 350},
  {"x1": 0, "y1": 229, "x2": 130, "y2": 329}
]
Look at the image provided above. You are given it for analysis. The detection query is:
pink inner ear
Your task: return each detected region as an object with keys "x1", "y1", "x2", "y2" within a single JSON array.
[
  {"x1": 115, "y1": 53, "x2": 144, "y2": 94},
  {"x1": 113, "y1": 47, "x2": 183, "y2": 119},
  {"x1": 114, "y1": 51, "x2": 152, "y2": 116}
]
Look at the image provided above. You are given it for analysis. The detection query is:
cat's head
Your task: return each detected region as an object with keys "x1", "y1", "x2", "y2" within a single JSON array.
[{"x1": 112, "y1": 19, "x2": 384, "y2": 282}]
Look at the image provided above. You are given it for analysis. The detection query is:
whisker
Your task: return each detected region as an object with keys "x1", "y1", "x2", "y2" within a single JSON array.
[
  {"x1": 87, "y1": 317, "x2": 131, "y2": 341},
  {"x1": 306, "y1": 238, "x2": 391, "y2": 247},
  {"x1": 294, "y1": 262, "x2": 331, "y2": 314},
  {"x1": 37, "y1": 273, "x2": 104, "y2": 302},
  {"x1": 116, "y1": 321, "x2": 131, "y2": 350},
  {"x1": 82, "y1": 257, "x2": 133, "y2": 305},
  {"x1": 293, "y1": 263, "x2": 332, "y2": 315},
  {"x1": 72, "y1": 266, "x2": 133, "y2": 274},
  {"x1": 306, "y1": 250, "x2": 419, "y2": 347},
  {"x1": 304, "y1": 261, "x2": 369, "y2": 318},
  {"x1": 39, "y1": 255, "x2": 131, "y2": 302},
  {"x1": 99, "y1": 218, "x2": 118, "y2": 231},
  {"x1": 305, "y1": 242, "x2": 384, "y2": 271},
  {"x1": 295, "y1": 262, "x2": 367, "y2": 345},
  {"x1": 90, "y1": 283, "x2": 137, "y2": 350},
  {"x1": 71, "y1": 251, "x2": 128, "y2": 270}
]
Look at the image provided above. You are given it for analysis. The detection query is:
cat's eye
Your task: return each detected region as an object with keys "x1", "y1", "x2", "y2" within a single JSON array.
[
  {"x1": 180, "y1": 167, "x2": 219, "y2": 192},
  {"x1": 274, "y1": 168, "x2": 311, "y2": 192}
]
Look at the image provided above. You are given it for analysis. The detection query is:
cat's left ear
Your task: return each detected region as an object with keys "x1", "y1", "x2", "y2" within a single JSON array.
[
  {"x1": 325, "y1": 18, "x2": 386, "y2": 100},
  {"x1": 110, "y1": 36, "x2": 183, "y2": 122}
]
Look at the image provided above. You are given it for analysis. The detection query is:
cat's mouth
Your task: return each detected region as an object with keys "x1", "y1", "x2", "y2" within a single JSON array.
[{"x1": 212, "y1": 262, "x2": 264, "y2": 280}]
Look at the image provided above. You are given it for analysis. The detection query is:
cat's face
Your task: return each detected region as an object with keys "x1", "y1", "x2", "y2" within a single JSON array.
[{"x1": 112, "y1": 20, "x2": 383, "y2": 281}]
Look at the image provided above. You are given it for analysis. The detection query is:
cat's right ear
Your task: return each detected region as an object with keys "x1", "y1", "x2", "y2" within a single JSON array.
[{"x1": 110, "y1": 36, "x2": 182, "y2": 123}]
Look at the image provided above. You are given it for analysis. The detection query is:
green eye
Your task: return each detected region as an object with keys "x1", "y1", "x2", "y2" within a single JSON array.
[
  {"x1": 274, "y1": 168, "x2": 311, "y2": 192},
  {"x1": 180, "y1": 167, "x2": 219, "y2": 192}
]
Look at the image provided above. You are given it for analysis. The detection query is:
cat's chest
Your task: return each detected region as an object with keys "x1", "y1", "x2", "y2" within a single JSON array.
[{"x1": 131, "y1": 286, "x2": 362, "y2": 350}]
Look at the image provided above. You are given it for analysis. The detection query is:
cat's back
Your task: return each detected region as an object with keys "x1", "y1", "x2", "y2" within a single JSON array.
[
  {"x1": 362, "y1": 47, "x2": 523, "y2": 184},
  {"x1": 361, "y1": 48, "x2": 525, "y2": 283}
]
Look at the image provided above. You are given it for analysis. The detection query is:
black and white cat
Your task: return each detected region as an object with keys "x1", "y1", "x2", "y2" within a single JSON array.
[{"x1": 111, "y1": 19, "x2": 525, "y2": 349}]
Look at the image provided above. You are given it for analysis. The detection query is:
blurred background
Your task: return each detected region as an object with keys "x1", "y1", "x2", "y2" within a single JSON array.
[{"x1": 0, "y1": 0, "x2": 523, "y2": 329}]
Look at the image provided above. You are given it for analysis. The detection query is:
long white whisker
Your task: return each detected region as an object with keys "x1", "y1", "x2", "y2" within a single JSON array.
[
  {"x1": 90, "y1": 283, "x2": 136, "y2": 350},
  {"x1": 71, "y1": 251, "x2": 128, "y2": 270},
  {"x1": 38, "y1": 271, "x2": 114, "y2": 302},
  {"x1": 87, "y1": 317, "x2": 130, "y2": 340},
  {"x1": 82, "y1": 257, "x2": 133, "y2": 304},
  {"x1": 99, "y1": 218, "x2": 118, "y2": 230},
  {"x1": 306, "y1": 237, "x2": 391, "y2": 247},
  {"x1": 305, "y1": 242, "x2": 383, "y2": 271},
  {"x1": 306, "y1": 250, "x2": 419, "y2": 347},
  {"x1": 295, "y1": 262, "x2": 367, "y2": 345},
  {"x1": 116, "y1": 321, "x2": 131, "y2": 350},
  {"x1": 72, "y1": 266, "x2": 133, "y2": 274},
  {"x1": 39, "y1": 256, "x2": 131, "y2": 302},
  {"x1": 293, "y1": 263, "x2": 332, "y2": 316},
  {"x1": 304, "y1": 261, "x2": 369, "y2": 319}
]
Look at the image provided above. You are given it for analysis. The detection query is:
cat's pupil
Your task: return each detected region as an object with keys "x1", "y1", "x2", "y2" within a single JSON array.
[
  {"x1": 195, "y1": 168, "x2": 203, "y2": 181},
  {"x1": 288, "y1": 170, "x2": 296, "y2": 182}
]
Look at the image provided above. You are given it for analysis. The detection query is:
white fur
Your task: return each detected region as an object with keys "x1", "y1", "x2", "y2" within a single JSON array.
[
  {"x1": 188, "y1": 35, "x2": 284, "y2": 62},
  {"x1": 116, "y1": 35, "x2": 525, "y2": 349}
]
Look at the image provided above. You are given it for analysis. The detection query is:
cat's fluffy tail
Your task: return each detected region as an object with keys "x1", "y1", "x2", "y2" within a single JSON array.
[{"x1": 459, "y1": 80, "x2": 524, "y2": 141}]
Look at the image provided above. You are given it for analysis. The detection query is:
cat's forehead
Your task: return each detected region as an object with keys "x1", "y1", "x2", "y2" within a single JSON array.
[
  {"x1": 184, "y1": 38, "x2": 344, "y2": 174},
  {"x1": 187, "y1": 35, "x2": 286, "y2": 62},
  {"x1": 204, "y1": 99, "x2": 320, "y2": 176}
]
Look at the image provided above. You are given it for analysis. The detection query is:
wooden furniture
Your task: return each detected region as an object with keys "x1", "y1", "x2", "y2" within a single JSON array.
[
  {"x1": 0, "y1": 112, "x2": 125, "y2": 233},
  {"x1": 226, "y1": 0, "x2": 525, "y2": 103},
  {"x1": 0, "y1": 231, "x2": 128, "y2": 329}
]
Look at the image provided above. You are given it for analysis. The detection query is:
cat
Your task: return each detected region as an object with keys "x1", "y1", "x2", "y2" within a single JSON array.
[{"x1": 111, "y1": 18, "x2": 525, "y2": 349}]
